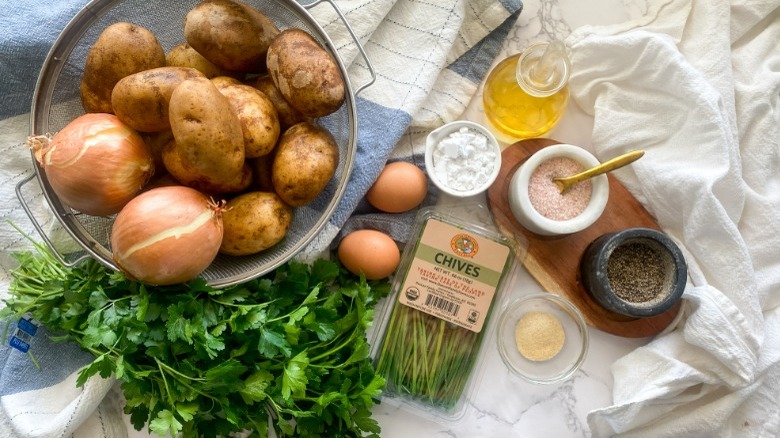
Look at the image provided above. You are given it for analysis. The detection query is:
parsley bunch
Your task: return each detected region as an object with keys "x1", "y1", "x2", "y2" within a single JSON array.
[{"x1": 1, "y1": 240, "x2": 390, "y2": 437}]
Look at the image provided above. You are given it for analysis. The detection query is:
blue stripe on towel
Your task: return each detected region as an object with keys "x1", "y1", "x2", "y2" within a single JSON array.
[
  {"x1": 447, "y1": 9, "x2": 523, "y2": 83},
  {"x1": 327, "y1": 97, "x2": 413, "y2": 228}
]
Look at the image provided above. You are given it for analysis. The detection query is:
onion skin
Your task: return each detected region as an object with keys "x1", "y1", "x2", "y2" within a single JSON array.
[
  {"x1": 110, "y1": 186, "x2": 224, "y2": 285},
  {"x1": 29, "y1": 113, "x2": 154, "y2": 216}
]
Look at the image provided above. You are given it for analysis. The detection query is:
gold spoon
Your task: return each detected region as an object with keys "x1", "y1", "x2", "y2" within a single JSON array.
[{"x1": 553, "y1": 150, "x2": 645, "y2": 194}]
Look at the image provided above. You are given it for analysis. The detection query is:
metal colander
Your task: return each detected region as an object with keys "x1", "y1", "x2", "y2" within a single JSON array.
[{"x1": 18, "y1": 0, "x2": 374, "y2": 288}]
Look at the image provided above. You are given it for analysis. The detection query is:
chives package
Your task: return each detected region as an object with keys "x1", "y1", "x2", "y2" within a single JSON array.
[{"x1": 372, "y1": 206, "x2": 516, "y2": 420}]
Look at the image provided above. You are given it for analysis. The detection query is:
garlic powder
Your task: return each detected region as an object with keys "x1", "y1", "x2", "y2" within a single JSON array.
[{"x1": 432, "y1": 127, "x2": 496, "y2": 192}]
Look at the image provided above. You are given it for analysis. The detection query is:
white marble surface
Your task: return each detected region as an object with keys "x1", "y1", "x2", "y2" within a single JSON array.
[
  {"x1": 372, "y1": 1, "x2": 654, "y2": 437},
  {"x1": 111, "y1": 2, "x2": 658, "y2": 437}
]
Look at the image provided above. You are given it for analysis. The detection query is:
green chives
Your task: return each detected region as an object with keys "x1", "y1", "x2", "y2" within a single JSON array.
[{"x1": 375, "y1": 303, "x2": 483, "y2": 411}]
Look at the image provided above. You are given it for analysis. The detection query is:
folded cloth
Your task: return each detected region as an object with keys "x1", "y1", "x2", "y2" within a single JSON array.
[
  {"x1": 306, "y1": 0, "x2": 523, "y2": 252},
  {"x1": 564, "y1": 0, "x2": 780, "y2": 436},
  {"x1": 0, "y1": 0, "x2": 522, "y2": 437}
]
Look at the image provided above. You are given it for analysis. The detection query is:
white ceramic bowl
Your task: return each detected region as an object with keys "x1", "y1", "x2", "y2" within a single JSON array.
[
  {"x1": 497, "y1": 293, "x2": 589, "y2": 384},
  {"x1": 507, "y1": 144, "x2": 609, "y2": 236},
  {"x1": 425, "y1": 120, "x2": 501, "y2": 198}
]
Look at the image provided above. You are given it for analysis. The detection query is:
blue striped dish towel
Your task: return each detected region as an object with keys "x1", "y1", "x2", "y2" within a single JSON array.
[{"x1": 303, "y1": 0, "x2": 522, "y2": 253}]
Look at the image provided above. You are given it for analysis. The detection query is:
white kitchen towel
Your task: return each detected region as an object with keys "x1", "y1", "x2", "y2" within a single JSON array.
[
  {"x1": 564, "y1": 0, "x2": 780, "y2": 436},
  {"x1": 0, "y1": 0, "x2": 522, "y2": 437}
]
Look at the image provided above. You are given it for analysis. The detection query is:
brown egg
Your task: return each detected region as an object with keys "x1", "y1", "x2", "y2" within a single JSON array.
[
  {"x1": 366, "y1": 161, "x2": 428, "y2": 213},
  {"x1": 338, "y1": 229, "x2": 401, "y2": 280}
]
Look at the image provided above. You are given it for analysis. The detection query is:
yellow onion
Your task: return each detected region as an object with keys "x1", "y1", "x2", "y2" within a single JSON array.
[
  {"x1": 28, "y1": 113, "x2": 154, "y2": 216},
  {"x1": 110, "y1": 186, "x2": 225, "y2": 285}
]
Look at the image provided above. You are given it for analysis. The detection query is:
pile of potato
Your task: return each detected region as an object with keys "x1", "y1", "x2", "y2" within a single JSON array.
[{"x1": 78, "y1": 0, "x2": 347, "y2": 257}]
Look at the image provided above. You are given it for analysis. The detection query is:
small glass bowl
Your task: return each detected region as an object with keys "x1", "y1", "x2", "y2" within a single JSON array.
[
  {"x1": 497, "y1": 293, "x2": 589, "y2": 384},
  {"x1": 425, "y1": 120, "x2": 502, "y2": 198}
]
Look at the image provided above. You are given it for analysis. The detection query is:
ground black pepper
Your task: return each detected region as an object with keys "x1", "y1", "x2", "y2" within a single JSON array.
[{"x1": 606, "y1": 241, "x2": 668, "y2": 303}]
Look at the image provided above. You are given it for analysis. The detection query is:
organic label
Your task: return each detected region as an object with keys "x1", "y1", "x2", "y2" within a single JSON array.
[{"x1": 398, "y1": 217, "x2": 510, "y2": 333}]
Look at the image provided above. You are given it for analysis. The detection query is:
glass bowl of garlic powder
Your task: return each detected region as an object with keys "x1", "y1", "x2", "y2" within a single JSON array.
[{"x1": 497, "y1": 293, "x2": 588, "y2": 384}]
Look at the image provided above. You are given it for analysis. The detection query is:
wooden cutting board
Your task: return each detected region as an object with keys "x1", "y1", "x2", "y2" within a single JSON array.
[{"x1": 486, "y1": 138, "x2": 681, "y2": 338}]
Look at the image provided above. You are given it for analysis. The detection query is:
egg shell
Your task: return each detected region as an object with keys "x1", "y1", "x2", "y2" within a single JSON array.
[
  {"x1": 366, "y1": 161, "x2": 428, "y2": 213},
  {"x1": 338, "y1": 229, "x2": 401, "y2": 280}
]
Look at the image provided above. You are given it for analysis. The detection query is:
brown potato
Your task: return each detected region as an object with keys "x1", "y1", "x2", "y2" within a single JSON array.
[
  {"x1": 162, "y1": 139, "x2": 253, "y2": 194},
  {"x1": 219, "y1": 191, "x2": 292, "y2": 256},
  {"x1": 248, "y1": 152, "x2": 275, "y2": 192},
  {"x1": 165, "y1": 76, "x2": 249, "y2": 194},
  {"x1": 141, "y1": 172, "x2": 181, "y2": 193},
  {"x1": 162, "y1": 141, "x2": 253, "y2": 194},
  {"x1": 81, "y1": 22, "x2": 166, "y2": 113},
  {"x1": 211, "y1": 76, "x2": 242, "y2": 89},
  {"x1": 184, "y1": 0, "x2": 280, "y2": 73},
  {"x1": 166, "y1": 42, "x2": 240, "y2": 79},
  {"x1": 112, "y1": 67, "x2": 205, "y2": 132},
  {"x1": 212, "y1": 78, "x2": 280, "y2": 158},
  {"x1": 266, "y1": 28, "x2": 345, "y2": 118},
  {"x1": 245, "y1": 75, "x2": 309, "y2": 130},
  {"x1": 140, "y1": 129, "x2": 174, "y2": 173},
  {"x1": 272, "y1": 122, "x2": 338, "y2": 207}
]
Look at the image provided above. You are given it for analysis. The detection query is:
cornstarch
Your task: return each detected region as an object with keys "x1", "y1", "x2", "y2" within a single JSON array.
[{"x1": 432, "y1": 127, "x2": 496, "y2": 192}]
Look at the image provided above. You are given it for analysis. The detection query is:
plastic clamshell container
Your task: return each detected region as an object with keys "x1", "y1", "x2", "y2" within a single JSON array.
[{"x1": 370, "y1": 205, "x2": 517, "y2": 422}]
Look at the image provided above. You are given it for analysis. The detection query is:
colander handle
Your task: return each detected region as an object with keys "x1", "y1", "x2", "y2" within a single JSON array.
[
  {"x1": 15, "y1": 173, "x2": 90, "y2": 268},
  {"x1": 305, "y1": 0, "x2": 377, "y2": 95}
]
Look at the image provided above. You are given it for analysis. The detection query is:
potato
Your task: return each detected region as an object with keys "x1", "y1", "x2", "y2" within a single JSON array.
[
  {"x1": 140, "y1": 129, "x2": 174, "y2": 172},
  {"x1": 141, "y1": 172, "x2": 180, "y2": 193},
  {"x1": 112, "y1": 67, "x2": 205, "y2": 132},
  {"x1": 266, "y1": 28, "x2": 345, "y2": 118},
  {"x1": 81, "y1": 22, "x2": 166, "y2": 113},
  {"x1": 245, "y1": 75, "x2": 309, "y2": 130},
  {"x1": 166, "y1": 42, "x2": 240, "y2": 79},
  {"x1": 211, "y1": 76, "x2": 242, "y2": 89},
  {"x1": 165, "y1": 76, "x2": 250, "y2": 194},
  {"x1": 162, "y1": 139, "x2": 253, "y2": 194},
  {"x1": 219, "y1": 191, "x2": 292, "y2": 256},
  {"x1": 184, "y1": 0, "x2": 280, "y2": 73},
  {"x1": 248, "y1": 152, "x2": 275, "y2": 192},
  {"x1": 272, "y1": 122, "x2": 339, "y2": 206},
  {"x1": 212, "y1": 78, "x2": 280, "y2": 158}
]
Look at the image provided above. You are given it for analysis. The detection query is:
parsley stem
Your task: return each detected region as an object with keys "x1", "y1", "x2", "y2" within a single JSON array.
[
  {"x1": 155, "y1": 358, "x2": 176, "y2": 407},
  {"x1": 210, "y1": 297, "x2": 274, "y2": 309},
  {"x1": 155, "y1": 359, "x2": 207, "y2": 382},
  {"x1": 308, "y1": 328, "x2": 358, "y2": 363}
]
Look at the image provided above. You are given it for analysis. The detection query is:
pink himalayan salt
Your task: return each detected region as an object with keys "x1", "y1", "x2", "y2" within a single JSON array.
[{"x1": 528, "y1": 157, "x2": 592, "y2": 221}]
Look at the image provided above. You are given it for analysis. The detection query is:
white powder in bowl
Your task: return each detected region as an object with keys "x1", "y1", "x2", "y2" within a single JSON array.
[{"x1": 432, "y1": 127, "x2": 496, "y2": 192}]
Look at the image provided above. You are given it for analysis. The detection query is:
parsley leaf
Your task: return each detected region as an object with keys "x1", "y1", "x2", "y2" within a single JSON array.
[
  {"x1": 282, "y1": 351, "x2": 309, "y2": 400},
  {"x1": 2, "y1": 243, "x2": 391, "y2": 437}
]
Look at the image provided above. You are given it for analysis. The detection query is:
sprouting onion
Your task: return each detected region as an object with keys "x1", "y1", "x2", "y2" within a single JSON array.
[{"x1": 375, "y1": 303, "x2": 483, "y2": 410}]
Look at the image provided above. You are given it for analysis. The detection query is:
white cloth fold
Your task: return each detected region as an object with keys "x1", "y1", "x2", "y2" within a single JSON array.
[{"x1": 565, "y1": 0, "x2": 780, "y2": 436}]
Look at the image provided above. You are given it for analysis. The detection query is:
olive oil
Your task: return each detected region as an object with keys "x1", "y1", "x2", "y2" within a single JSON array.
[{"x1": 483, "y1": 41, "x2": 570, "y2": 139}]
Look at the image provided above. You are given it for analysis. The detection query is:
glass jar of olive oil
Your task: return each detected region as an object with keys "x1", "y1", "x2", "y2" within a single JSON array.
[{"x1": 483, "y1": 40, "x2": 571, "y2": 139}]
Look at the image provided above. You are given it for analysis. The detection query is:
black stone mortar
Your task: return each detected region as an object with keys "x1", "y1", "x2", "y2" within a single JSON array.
[{"x1": 579, "y1": 228, "x2": 687, "y2": 318}]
